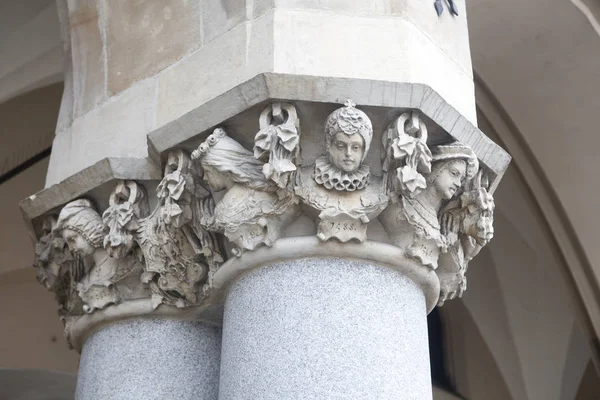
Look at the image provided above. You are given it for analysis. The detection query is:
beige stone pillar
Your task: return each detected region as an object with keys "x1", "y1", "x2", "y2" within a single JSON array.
[{"x1": 21, "y1": 1, "x2": 510, "y2": 399}]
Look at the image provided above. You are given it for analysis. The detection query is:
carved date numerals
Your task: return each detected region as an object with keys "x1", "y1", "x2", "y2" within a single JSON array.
[
  {"x1": 318, "y1": 212, "x2": 368, "y2": 243},
  {"x1": 329, "y1": 222, "x2": 358, "y2": 233}
]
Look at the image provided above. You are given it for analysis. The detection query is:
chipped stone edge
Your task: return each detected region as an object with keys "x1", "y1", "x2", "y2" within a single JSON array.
[
  {"x1": 19, "y1": 157, "x2": 162, "y2": 242},
  {"x1": 147, "y1": 72, "x2": 511, "y2": 191}
]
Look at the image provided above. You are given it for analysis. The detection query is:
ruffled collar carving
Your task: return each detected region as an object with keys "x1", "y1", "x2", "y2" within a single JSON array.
[{"x1": 313, "y1": 156, "x2": 370, "y2": 191}]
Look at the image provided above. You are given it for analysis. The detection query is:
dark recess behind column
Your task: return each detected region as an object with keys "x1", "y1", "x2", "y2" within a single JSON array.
[
  {"x1": 0, "y1": 147, "x2": 50, "y2": 186},
  {"x1": 428, "y1": 308, "x2": 454, "y2": 392}
]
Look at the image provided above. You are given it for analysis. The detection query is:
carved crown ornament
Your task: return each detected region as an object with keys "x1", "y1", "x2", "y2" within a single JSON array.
[{"x1": 31, "y1": 100, "x2": 500, "y2": 349}]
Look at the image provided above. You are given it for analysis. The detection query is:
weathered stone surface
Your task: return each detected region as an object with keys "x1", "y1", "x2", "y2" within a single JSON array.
[
  {"x1": 156, "y1": 11, "x2": 274, "y2": 127},
  {"x1": 272, "y1": 10, "x2": 475, "y2": 123},
  {"x1": 219, "y1": 258, "x2": 432, "y2": 399},
  {"x1": 67, "y1": 0, "x2": 106, "y2": 117},
  {"x1": 46, "y1": 79, "x2": 157, "y2": 187},
  {"x1": 105, "y1": 0, "x2": 201, "y2": 95},
  {"x1": 202, "y1": 0, "x2": 248, "y2": 44},
  {"x1": 76, "y1": 319, "x2": 221, "y2": 400},
  {"x1": 156, "y1": 6, "x2": 475, "y2": 129},
  {"x1": 254, "y1": 0, "x2": 472, "y2": 75}
]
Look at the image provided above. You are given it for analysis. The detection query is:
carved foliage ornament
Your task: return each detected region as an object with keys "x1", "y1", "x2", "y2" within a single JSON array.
[{"x1": 103, "y1": 151, "x2": 224, "y2": 309}]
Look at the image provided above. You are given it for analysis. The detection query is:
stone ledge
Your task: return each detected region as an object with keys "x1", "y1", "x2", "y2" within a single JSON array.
[
  {"x1": 19, "y1": 157, "x2": 161, "y2": 241},
  {"x1": 148, "y1": 73, "x2": 510, "y2": 190}
]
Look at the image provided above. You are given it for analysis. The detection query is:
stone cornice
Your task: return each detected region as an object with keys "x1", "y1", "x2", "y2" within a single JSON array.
[{"x1": 20, "y1": 157, "x2": 161, "y2": 242}]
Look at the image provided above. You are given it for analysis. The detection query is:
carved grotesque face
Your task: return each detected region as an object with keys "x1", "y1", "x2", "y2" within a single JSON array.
[
  {"x1": 61, "y1": 228, "x2": 95, "y2": 256},
  {"x1": 433, "y1": 160, "x2": 467, "y2": 200},
  {"x1": 328, "y1": 132, "x2": 365, "y2": 173}
]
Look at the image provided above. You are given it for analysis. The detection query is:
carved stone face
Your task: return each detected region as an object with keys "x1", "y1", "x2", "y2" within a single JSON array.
[
  {"x1": 61, "y1": 228, "x2": 95, "y2": 256},
  {"x1": 433, "y1": 160, "x2": 467, "y2": 200},
  {"x1": 203, "y1": 165, "x2": 229, "y2": 192},
  {"x1": 328, "y1": 132, "x2": 365, "y2": 173}
]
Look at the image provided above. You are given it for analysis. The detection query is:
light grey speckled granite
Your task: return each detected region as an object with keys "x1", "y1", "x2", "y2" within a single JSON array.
[
  {"x1": 219, "y1": 258, "x2": 432, "y2": 400},
  {"x1": 76, "y1": 318, "x2": 221, "y2": 400}
]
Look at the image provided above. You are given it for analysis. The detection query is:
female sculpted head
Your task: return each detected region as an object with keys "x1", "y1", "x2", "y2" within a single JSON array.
[
  {"x1": 54, "y1": 199, "x2": 103, "y2": 256},
  {"x1": 192, "y1": 128, "x2": 270, "y2": 192},
  {"x1": 427, "y1": 143, "x2": 479, "y2": 201},
  {"x1": 324, "y1": 100, "x2": 373, "y2": 173}
]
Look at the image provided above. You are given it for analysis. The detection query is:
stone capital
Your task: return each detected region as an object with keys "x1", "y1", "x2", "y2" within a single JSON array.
[{"x1": 23, "y1": 95, "x2": 509, "y2": 350}]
